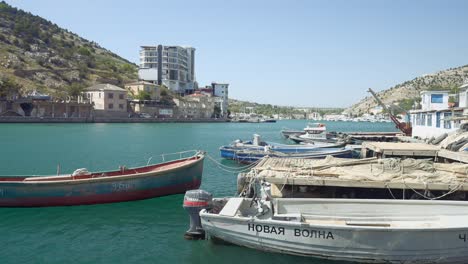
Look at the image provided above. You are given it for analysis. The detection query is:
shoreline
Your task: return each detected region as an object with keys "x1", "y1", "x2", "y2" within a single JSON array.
[{"x1": 0, "y1": 117, "x2": 230, "y2": 124}]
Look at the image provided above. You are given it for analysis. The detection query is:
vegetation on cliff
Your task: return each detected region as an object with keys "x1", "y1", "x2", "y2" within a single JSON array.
[
  {"x1": 228, "y1": 99, "x2": 344, "y2": 117},
  {"x1": 0, "y1": 1, "x2": 137, "y2": 99}
]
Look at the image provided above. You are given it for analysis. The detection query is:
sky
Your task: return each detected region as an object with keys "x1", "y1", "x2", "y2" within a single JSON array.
[{"x1": 5, "y1": 0, "x2": 468, "y2": 107}]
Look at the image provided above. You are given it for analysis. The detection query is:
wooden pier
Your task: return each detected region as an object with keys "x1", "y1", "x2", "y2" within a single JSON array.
[
  {"x1": 361, "y1": 142, "x2": 468, "y2": 163},
  {"x1": 361, "y1": 142, "x2": 440, "y2": 158}
]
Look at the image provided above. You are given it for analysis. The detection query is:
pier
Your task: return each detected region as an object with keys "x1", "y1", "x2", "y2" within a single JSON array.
[{"x1": 361, "y1": 142, "x2": 468, "y2": 163}]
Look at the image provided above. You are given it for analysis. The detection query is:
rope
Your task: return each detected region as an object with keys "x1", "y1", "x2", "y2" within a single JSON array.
[
  {"x1": 402, "y1": 176, "x2": 467, "y2": 200},
  {"x1": 385, "y1": 183, "x2": 397, "y2": 199},
  {"x1": 205, "y1": 153, "x2": 261, "y2": 173}
]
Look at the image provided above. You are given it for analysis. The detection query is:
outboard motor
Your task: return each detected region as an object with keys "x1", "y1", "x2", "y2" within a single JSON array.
[{"x1": 183, "y1": 189, "x2": 212, "y2": 240}]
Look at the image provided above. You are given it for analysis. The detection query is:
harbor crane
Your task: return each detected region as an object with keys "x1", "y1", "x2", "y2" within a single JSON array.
[{"x1": 368, "y1": 88, "x2": 412, "y2": 136}]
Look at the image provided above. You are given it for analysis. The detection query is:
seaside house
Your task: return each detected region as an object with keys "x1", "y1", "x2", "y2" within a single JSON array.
[
  {"x1": 125, "y1": 81, "x2": 161, "y2": 101},
  {"x1": 212, "y1": 82, "x2": 229, "y2": 117},
  {"x1": 307, "y1": 112, "x2": 322, "y2": 120},
  {"x1": 83, "y1": 84, "x2": 128, "y2": 117},
  {"x1": 173, "y1": 93, "x2": 215, "y2": 119},
  {"x1": 409, "y1": 89, "x2": 465, "y2": 139}
]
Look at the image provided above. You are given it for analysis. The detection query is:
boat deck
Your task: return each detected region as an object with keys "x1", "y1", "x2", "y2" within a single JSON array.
[{"x1": 244, "y1": 157, "x2": 468, "y2": 192}]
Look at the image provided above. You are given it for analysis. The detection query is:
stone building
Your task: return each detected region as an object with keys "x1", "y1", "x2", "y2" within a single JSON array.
[
  {"x1": 125, "y1": 81, "x2": 161, "y2": 101},
  {"x1": 173, "y1": 94, "x2": 215, "y2": 119},
  {"x1": 83, "y1": 84, "x2": 128, "y2": 118}
]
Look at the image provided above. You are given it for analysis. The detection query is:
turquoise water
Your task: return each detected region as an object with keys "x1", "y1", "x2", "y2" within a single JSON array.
[{"x1": 0, "y1": 120, "x2": 397, "y2": 263}]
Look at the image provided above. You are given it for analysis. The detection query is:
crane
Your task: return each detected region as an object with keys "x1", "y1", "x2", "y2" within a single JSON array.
[{"x1": 367, "y1": 88, "x2": 412, "y2": 136}]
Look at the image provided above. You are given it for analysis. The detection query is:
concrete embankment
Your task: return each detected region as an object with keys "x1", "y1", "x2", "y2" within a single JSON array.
[{"x1": 0, "y1": 117, "x2": 229, "y2": 123}]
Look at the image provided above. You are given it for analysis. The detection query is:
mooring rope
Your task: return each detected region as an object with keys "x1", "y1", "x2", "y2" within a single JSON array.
[
  {"x1": 402, "y1": 176, "x2": 467, "y2": 200},
  {"x1": 205, "y1": 153, "x2": 261, "y2": 173}
]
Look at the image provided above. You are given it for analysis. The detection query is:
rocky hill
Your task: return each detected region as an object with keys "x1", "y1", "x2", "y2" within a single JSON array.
[
  {"x1": 0, "y1": 1, "x2": 137, "y2": 99},
  {"x1": 345, "y1": 64, "x2": 468, "y2": 116}
]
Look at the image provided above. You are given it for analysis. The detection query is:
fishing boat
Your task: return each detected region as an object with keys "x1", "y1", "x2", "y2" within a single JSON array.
[
  {"x1": 0, "y1": 151, "x2": 205, "y2": 207},
  {"x1": 281, "y1": 123, "x2": 327, "y2": 139},
  {"x1": 231, "y1": 148, "x2": 353, "y2": 163},
  {"x1": 196, "y1": 195, "x2": 468, "y2": 263},
  {"x1": 220, "y1": 135, "x2": 345, "y2": 159},
  {"x1": 303, "y1": 122, "x2": 326, "y2": 133},
  {"x1": 280, "y1": 128, "x2": 305, "y2": 138},
  {"x1": 288, "y1": 132, "x2": 341, "y2": 144}
]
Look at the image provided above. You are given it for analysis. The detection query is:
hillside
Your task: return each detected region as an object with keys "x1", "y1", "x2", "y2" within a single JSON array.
[
  {"x1": 345, "y1": 64, "x2": 468, "y2": 116},
  {"x1": 228, "y1": 99, "x2": 344, "y2": 117},
  {"x1": 0, "y1": 1, "x2": 137, "y2": 99}
]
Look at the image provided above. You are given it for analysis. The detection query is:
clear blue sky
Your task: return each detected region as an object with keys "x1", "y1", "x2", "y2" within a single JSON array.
[{"x1": 6, "y1": 0, "x2": 468, "y2": 107}]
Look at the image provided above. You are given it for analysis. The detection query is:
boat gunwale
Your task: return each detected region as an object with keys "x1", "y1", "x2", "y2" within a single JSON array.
[{"x1": 0, "y1": 153, "x2": 205, "y2": 185}]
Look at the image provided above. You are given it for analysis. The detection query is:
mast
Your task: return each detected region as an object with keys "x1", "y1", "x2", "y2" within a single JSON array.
[{"x1": 367, "y1": 88, "x2": 412, "y2": 136}]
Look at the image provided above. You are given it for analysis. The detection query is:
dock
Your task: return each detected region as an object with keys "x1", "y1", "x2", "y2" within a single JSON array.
[
  {"x1": 239, "y1": 157, "x2": 468, "y2": 199},
  {"x1": 361, "y1": 142, "x2": 440, "y2": 158},
  {"x1": 361, "y1": 142, "x2": 468, "y2": 163},
  {"x1": 344, "y1": 131, "x2": 404, "y2": 142}
]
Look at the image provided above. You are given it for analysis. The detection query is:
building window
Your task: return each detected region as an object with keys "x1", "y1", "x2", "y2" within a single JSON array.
[
  {"x1": 119, "y1": 104, "x2": 124, "y2": 109},
  {"x1": 421, "y1": 113, "x2": 426, "y2": 126},
  {"x1": 427, "y1": 114, "x2": 432, "y2": 126},
  {"x1": 119, "y1": 94, "x2": 124, "y2": 100},
  {"x1": 99, "y1": 93, "x2": 101, "y2": 98},
  {"x1": 431, "y1": 94, "x2": 443, "y2": 103},
  {"x1": 444, "y1": 112, "x2": 452, "y2": 129},
  {"x1": 436, "y1": 112, "x2": 441, "y2": 128},
  {"x1": 416, "y1": 113, "x2": 421, "y2": 126},
  {"x1": 108, "y1": 93, "x2": 114, "y2": 99},
  {"x1": 108, "y1": 103, "x2": 114, "y2": 109}
]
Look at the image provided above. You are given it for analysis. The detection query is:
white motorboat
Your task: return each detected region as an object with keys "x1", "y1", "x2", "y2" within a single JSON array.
[
  {"x1": 303, "y1": 122, "x2": 326, "y2": 134},
  {"x1": 196, "y1": 195, "x2": 468, "y2": 263}
]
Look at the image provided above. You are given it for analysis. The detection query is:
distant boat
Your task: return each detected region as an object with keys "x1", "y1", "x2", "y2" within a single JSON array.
[
  {"x1": 281, "y1": 123, "x2": 328, "y2": 139},
  {"x1": 200, "y1": 197, "x2": 468, "y2": 263},
  {"x1": 260, "y1": 119, "x2": 277, "y2": 123},
  {"x1": 303, "y1": 122, "x2": 326, "y2": 134},
  {"x1": 0, "y1": 151, "x2": 205, "y2": 207}
]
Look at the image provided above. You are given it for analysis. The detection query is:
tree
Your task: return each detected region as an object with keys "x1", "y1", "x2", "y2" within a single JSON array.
[
  {"x1": 135, "y1": 90, "x2": 151, "y2": 101},
  {"x1": 0, "y1": 76, "x2": 22, "y2": 99},
  {"x1": 66, "y1": 83, "x2": 85, "y2": 99},
  {"x1": 213, "y1": 105, "x2": 221, "y2": 118}
]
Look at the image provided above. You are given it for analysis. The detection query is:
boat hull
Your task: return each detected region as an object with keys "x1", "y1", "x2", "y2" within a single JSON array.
[
  {"x1": 0, "y1": 156, "x2": 204, "y2": 207},
  {"x1": 220, "y1": 142, "x2": 345, "y2": 159},
  {"x1": 232, "y1": 149, "x2": 353, "y2": 163},
  {"x1": 201, "y1": 199, "x2": 468, "y2": 264}
]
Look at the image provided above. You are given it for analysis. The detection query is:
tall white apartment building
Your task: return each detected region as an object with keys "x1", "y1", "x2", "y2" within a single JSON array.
[
  {"x1": 138, "y1": 45, "x2": 196, "y2": 94},
  {"x1": 212, "y1": 82, "x2": 229, "y2": 117}
]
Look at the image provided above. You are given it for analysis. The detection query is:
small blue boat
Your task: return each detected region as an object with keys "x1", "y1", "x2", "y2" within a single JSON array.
[
  {"x1": 220, "y1": 134, "x2": 346, "y2": 159},
  {"x1": 231, "y1": 148, "x2": 354, "y2": 163}
]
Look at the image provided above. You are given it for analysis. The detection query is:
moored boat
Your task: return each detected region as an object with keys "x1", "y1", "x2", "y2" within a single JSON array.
[
  {"x1": 0, "y1": 151, "x2": 205, "y2": 207},
  {"x1": 197, "y1": 195, "x2": 468, "y2": 263},
  {"x1": 288, "y1": 133, "x2": 340, "y2": 144},
  {"x1": 232, "y1": 148, "x2": 353, "y2": 163},
  {"x1": 220, "y1": 134, "x2": 346, "y2": 160},
  {"x1": 280, "y1": 128, "x2": 305, "y2": 138}
]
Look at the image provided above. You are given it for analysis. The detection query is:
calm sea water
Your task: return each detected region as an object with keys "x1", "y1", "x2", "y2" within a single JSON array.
[{"x1": 0, "y1": 120, "x2": 397, "y2": 264}]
